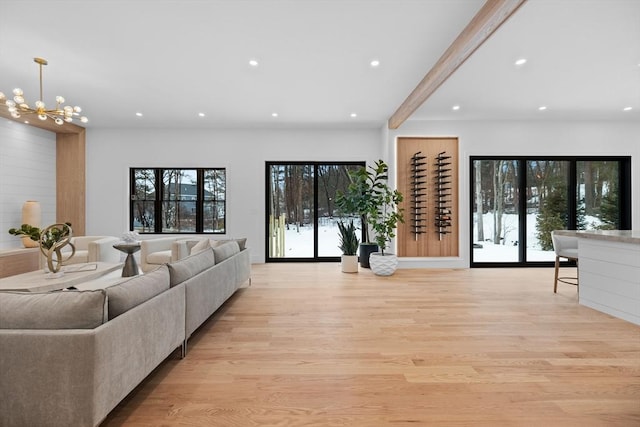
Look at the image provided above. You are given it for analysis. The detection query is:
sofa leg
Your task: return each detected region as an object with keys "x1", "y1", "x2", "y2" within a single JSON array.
[{"x1": 181, "y1": 340, "x2": 187, "y2": 358}]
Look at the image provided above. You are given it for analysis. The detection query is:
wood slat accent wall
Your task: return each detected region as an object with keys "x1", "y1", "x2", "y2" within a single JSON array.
[{"x1": 397, "y1": 137, "x2": 458, "y2": 257}]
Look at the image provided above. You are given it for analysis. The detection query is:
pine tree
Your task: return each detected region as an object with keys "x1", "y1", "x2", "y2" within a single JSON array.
[{"x1": 536, "y1": 185, "x2": 568, "y2": 251}]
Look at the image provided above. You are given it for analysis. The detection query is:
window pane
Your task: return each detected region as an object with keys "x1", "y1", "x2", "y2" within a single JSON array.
[
  {"x1": 132, "y1": 169, "x2": 156, "y2": 233},
  {"x1": 132, "y1": 201, "x2": 154, "y2": 232},
  {"x1": 578, "y1": 161, "x2": 620, "y2": 230},
  {"x1": 203, "y1": 169, "x2": 226, "y2": 233},
  {"x1": 472, "y1": 160, "x2": 520, "y2": 262},
  {"x1": 203, "y1": 201, "x2": 225, "y2": 232},
  {"x1": 268, "y1": 164, "x2": 314, "y2": 258},
  {"x1": 528, "y1": 160, "x2": 570, "y2": 261},
  {"x1": 162, "y1": 170, "x2": 197, "y2": 232},
  {"x1": 317, "y1": 164, "x2": 363, "y2": 257},
  {"x1": 162, "y1": 201, "x2": 196, "y2": 232}
]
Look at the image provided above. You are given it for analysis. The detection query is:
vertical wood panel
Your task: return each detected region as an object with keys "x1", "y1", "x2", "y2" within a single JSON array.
[
  {"x1": 56, "y1": 130, "x2": 86, "y2": 236},
  {"x1": 397, "y1": 137, "x2": 458, "y2": 257}
]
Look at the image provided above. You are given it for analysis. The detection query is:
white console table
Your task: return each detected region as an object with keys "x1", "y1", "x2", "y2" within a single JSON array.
[{"x1": 572, "y1": 230, "x2": 640, "y2": 326}]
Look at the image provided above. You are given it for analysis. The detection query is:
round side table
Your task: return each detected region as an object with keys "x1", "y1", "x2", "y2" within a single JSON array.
[{"x1": 113, "y1": 242, "x2": 141, "y2": 277}]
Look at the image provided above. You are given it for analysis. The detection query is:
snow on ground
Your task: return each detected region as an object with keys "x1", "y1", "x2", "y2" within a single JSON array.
[{"x1": 275, "y1": 213, "x2": 599, "y2": 262}]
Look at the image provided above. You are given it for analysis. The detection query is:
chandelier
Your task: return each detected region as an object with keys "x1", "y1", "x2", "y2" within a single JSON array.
[{"x1": 0, "y1": 57, "x2": 88, "y2": 125}]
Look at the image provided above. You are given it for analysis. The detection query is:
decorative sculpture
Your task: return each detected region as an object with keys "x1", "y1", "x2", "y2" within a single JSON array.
[{"x1": 39, "y1": 223, "x2": 75, "y2": 273}]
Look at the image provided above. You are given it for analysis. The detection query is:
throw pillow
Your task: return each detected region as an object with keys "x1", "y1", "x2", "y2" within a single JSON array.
[{"x1": 190, "y1": 238, "x2": 210, "y2": 255}]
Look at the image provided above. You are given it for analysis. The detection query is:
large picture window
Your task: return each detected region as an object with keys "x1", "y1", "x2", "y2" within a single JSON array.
[
  {"x1": 470, "y1": 156, "x2": 631, "y2": 266},
  {"x1": 130, "y1": 168, "x2": 226, "y2": 234}
]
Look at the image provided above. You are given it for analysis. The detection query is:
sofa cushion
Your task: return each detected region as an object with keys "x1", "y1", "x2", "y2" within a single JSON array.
[
  {"x1": 212, "y1": 241, "x2": 240, "y2": 263},
  {"x1": 190, "y1": 238, "x2": 210, "y2": 255},
  {"x1": 146, "y1": 249, "x2": 172, "y2": 264},
  {"x1": 105, "y1": 265, "x2": 170, "y2": 320},
  {"x1": 168, "y1": 247, "x2": 216, "y2": 287},
  {"x1": 233, "y1": 238, "x2": 247, "y2": 251},
  {"x1": 0, "y1": 289, "x2": 107, "y2": 329}
]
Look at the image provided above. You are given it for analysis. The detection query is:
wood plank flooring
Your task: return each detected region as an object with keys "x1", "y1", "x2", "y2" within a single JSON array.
[{"x1": 102, "y1": 264, "x2": 640, "y2": 426}]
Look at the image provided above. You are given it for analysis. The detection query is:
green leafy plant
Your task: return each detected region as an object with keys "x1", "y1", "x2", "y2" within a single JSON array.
[
  {"x1": 337, "y1": 219, "x2": 359, "y2": 255},
  {"x1": 336, "y1": 166, "x2": 376, "y2": 243},
  {"x1": 8, "y1": 224, "x2": 41, "y2": 242},
  {"x1": 365, "y1": 160, "x2": 404, "y2": 254},
  {"x1": 8, "y1": 222, "x2": 72, "y2": 249}
]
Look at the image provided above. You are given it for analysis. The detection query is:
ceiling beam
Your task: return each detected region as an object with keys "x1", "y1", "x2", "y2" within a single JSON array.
[{"x1": 388, "y1": 0, "x2": 527, "y2": 129}]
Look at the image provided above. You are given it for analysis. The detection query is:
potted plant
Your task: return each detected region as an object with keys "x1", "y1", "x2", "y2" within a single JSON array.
[
  {"x1": 366, "y1": 161, "x2": 404, "y2": 276},
  {"x1": 8, "y1": 224, "x2": 41, "y2": 248},
  {"x1": 337, "y1": 219, "x2": 359, "y2": 273}
]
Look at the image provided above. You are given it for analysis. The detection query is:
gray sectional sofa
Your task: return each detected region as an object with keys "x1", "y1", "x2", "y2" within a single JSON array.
[{"x1": 0, "y1": 240, "x2": 250, "y2": 427}]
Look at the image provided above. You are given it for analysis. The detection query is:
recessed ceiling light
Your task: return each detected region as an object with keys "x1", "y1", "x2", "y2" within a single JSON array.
[
  {"x1": 24, "y1": 121, "x2": 29, "y2": 124},
  {"x1": 452, "y1": 105, "x2": 460, "y2": 111},
  {"x1": 271, "y1": 112, "x2": 278, "y2": 117},
  {"x1": 623, "y1": 106, "x2": 633, "y2": 111},
  {"x1": 350, "y1": 113, "x2": 357, "y2": 118},
  {"x1": 198, "y1": 112, "x2": 205, "y2": 117},
  {"x1": 538, "y1": 106, "x2": 547, "y2": 111},
  {"x1": 370, "y1": 59, "x2": 380, "y2": 68},
  {"x1": 249, "y1": 59, "x2": 259, "y2": 67},
  {"x1": 515, "y1": 58, "x2": 527, "y2": 66},
  {"x1": 135, "y1": 112, "x2": 143, "y2": 117}
]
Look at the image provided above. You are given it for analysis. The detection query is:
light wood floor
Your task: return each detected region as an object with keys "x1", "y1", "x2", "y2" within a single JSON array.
[{"x1": 102, "y1": 264, "x2": 640, "y2": 426}]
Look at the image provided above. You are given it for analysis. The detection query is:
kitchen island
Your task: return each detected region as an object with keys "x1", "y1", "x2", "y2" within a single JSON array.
[{"x1": 572, "y1": 230, "x2": 640, "y2": 325}]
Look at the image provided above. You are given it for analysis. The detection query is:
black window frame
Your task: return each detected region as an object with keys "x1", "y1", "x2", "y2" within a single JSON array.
[
  {"x1": 265, "y1": 161, "x2": 366, "y2": 263},
  {"x1": 469, "y1": 156, "x2": 631, "y2": 268},
  {"x1": 129, "y1": 167, "x2": 226, "y2": 234}
]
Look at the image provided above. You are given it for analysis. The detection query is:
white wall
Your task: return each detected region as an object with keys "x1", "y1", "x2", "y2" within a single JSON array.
[
  {"x1": 387, "y1": 120, "x2": 640, "y2": 268},
  {"x1": 3, "y1": 119, "x2": 637, "y2": 265},
  {"x1": 0, "y1": 119, "x2": 56, "y2": 250},
  {"x1": 86, "y1": 127, "x2": 382, "y2": 263}
]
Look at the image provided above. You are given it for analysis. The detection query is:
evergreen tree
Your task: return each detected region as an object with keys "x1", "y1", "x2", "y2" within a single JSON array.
[
  {"x1": 597, "y1": 191, "x2": 619, "y2": 230},
  {"x1": 536, "y1": 185, "x2": 568, "y2": 251}
]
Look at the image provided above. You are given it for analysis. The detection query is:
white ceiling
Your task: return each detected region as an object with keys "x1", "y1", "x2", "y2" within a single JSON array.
[{"x1": 0, "y1": 0, "x2": 638, "y2": 130}]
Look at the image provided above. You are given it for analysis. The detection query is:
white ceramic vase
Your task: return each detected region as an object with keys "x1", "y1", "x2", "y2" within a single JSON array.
[
  {"x1": 22, "y1": 200, "x2": 41, "y2": 227},
  {"x1": 20, "y1": 200, "x2": 41, "y2": 248},
  {"x1": 369, "y1": 252, "x2": 398, "y2": 276}
]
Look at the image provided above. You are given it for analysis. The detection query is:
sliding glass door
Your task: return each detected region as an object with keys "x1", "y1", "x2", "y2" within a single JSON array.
[
  {"x1": 266, "y1": 162, "x2": 364, "y2": 262},
  {"x1": 471, "y1": 156, "x2": 631, "y2": 266}
]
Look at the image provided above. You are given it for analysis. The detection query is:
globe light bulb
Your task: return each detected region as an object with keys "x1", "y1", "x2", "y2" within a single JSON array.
[
  {"x1": 80, "y1": 116, "x2": 88, "y2": 123},
  {"x1": 13, "y1": 88, "x2": 23, "y2": 96},
  {"x1": 6, "y1": 100, "x2": 16, "y2": 107},
  {"x1": 35, "y1": 100, "x2": 44, "y2": 109},
  {"x1": 0, "y1": 92, "x2": 5, "y2": 100},
  {"x1": 13, "y1": 95, "x2": 25, "y2": 104},
  {"x1": 55, "y1": 96, "x2": 65, "y2": 104},
  {"x1": 73, "y1": 106, "x2": 82, "y2": 113}
]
